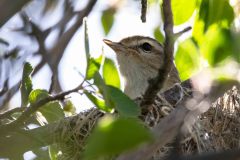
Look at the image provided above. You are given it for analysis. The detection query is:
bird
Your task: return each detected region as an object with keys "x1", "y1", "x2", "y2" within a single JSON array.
[{"x1": 103, "y1": 36, "x2": 180, "y2": 100}]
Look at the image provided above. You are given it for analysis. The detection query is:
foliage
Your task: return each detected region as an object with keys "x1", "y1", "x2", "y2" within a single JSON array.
[
  {"x1": 174, "y1": 0, "x2": 238, "y2": 80},
  {"x1": 175, "y1": 38, "x2": 200, "y2": 80},
  {"x1": 171, "y1": 0, "x2": 197, "y2": 25},
  {"x1": 83, "y1": 116, "x2": 152, "y2": 159},
  {"x1": 20, "y1": 62, "x2": 33, "y2": 107},
  {"x1": 103, "y1": 58, "x2": 120, "y2": 89},
  {"x1": 0, "y1": 0, "x2": 240, "y2": 159},
  {"x1": 101, "y1": 8, "x2": 116, "y2": 35}
]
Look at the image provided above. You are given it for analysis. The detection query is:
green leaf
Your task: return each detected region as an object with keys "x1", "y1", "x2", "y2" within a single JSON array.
[
  {"x1": 153, "y1": 27, "x2": 165, "y2": 43},
  {"x1": 192, "y1": 14, "x2": 205, "y2": 45},
  {"x1": 232, "y1": 32, "x2": 240, "y2": 63},
  {"x1": 29, "y1": 89, "x2": 49, "y2": 104},
  {"x1": 103, "y1": 58, "x2": 120, "y2": 89},
  {"x1": 172, "y1": 0, "x2": 197, "y2": 25},
  {"x1": 63, "y1": 100, "x2": 76, "y2": 114},
  {"x1": 201, "y1": 26, "x2": 233, "y2": 66},
  {"x1": 107, "y1": 86, "x2": 140, "y2": 117},
  {"x1": 84, "y1": 18, "x2": 90, "y2": 71},
  {"x1": 20, "y1": 62, "x2": 33, "y2": 107},
  {"x1": 94, "y1": 72, "x2": 113, "y2": 108},
  {"x1": 175, "y1": 38, "x2": 200, "y2": 80},
  {"x1": 86, "y1": 55, "x2": 103, "y2": 80},
  {"x1": 84, "y1": 18, "x2": 90, "y2": 60},
  {"x1": 49, "y1": 145, "x2": 58, "y2": 160},
  {"x1": 29, "y1": 89, "x2": 64, "y2": 123},
  {"x1": 84, "y1": 91, "x2": 113, "y2": 112},
  {"x1": 32, "y1": 148, "x2": 51, "y2": 160},
  {"x1": 84, "y1": 116, "x2": 153, "y2": 159},
  {"x1": 199, "y1": 0, "x2": 234, "y2": 31},
  {"x1": 93, "y1": 73, "x2": 139, "y2": 117},
  {"x1": 39, "y1": 101, "x2": 64, "y2": 123},
  {"x1": 101, "y1": 8, "x2": 115, "y2": 35}
]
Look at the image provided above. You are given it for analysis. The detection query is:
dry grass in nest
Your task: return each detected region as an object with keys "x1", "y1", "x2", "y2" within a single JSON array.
[
  {"x1": 54, "y1": 108, "x2": 104, "y2": 160},
  {"x1": 194, "y1": 86, "x2": 240, "y2": 152},
  {"x1": 178, "y1": 86, "x2": 240, "y2": 157},
  {"x1": 53, "y1": 86, "x2": 240, "y2": 159}
]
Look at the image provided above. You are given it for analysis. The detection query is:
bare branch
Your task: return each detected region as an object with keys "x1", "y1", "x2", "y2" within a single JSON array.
[
  {"x1": 48, "y1": 0, "x2": 97, "y2": 68},
  {"x1": 174, "y1": 26, "x2": 192, "y2": 39},
  {"x1": 48, "y1": 75, "x2": 56, "y2": 94},
  {"x1": 117, "y1": 104, "x2": 190, "y2": 160},
  {"x1": 0, "y1": 0, "x2": 31, "y2": 27},
  {"x1": 141, "y1": 0, "x2": 147, "y2": 22},
  {"x1": 0, "y1": 82, "x2": 85, "y2": 135},
  {"x1": 0, "y1": 78, "x2": 8, "y2": 96},
  {"x1": 141, "y1": 0, "x2": 174, "y2": 106},
  {"x1": 0, "y1": 59, "x2": 46, "y2": 108},
  {"x1": 0, "y1": 107, "x2": 25, "y2": 120},
  {"x1": 0, "y1": 0, "x2": 98, "y2": 105},
  {"x1": 118, "y1": 79, "x2": 240, "y2": 160}
]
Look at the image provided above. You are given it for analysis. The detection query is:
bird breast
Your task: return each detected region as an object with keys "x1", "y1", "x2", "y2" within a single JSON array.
[{"x1": 117, "y1": 54, "x2": 158, "y2": 99}]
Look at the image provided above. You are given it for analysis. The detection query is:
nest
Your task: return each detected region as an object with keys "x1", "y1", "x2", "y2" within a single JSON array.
[
  {"x1": 54, "y1": 108, "x2": 104, "y2": 159},
  {"x1": 53, "y1": 86, "x2": 240, "y2": 160},
  {"x1": 193, "y1": 87, "x2": 240, "y2": 152}
]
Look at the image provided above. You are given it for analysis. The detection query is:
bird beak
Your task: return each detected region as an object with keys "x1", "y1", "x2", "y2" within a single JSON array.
[{"x1": 103, "y1": 39, "x2": 123, "y2": 52}]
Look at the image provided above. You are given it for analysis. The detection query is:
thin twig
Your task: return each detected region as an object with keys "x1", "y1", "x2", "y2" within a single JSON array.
[
  {"x1": 0, "y1": 78, "x2": 8, "y2": 96},
  {"x1": 141, "y1": 0, "x2": 174, "y2": 106},
  {"x1": 0, "y1": 0, "x2": 98, "y2": 107},
  {"x1": 117, "y1": 104, "x2": 190, "y2": 160},
  {"x1": 118, "y1": 77, "x2": 240, "y2": 160},
  {"x1": 48, "y1": 74, "x2": 55, "y2": 93},
  {"x1": 141, "y1": 0, "x2": 147, "y2": 22},
  {"x1": 48, "y1": 0, "x2": 97, "y2": 68},
  {"x1": 0, "y1": 107, "x2": 25, "y2": 120},
  {"x1": 21, "y1": 11, "x2": 63, "y2": 92},
  {"x1": 0, "y1": 59, "x2": 46, "y2": 109},
  {"x1": 174, "y1": 26, "x2": 192, "y2": 39},
  {"x1": 0, "y1": 81, "x2": 85, "y2": 135}
]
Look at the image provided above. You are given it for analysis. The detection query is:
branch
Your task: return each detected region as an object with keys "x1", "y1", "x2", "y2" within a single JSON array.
[
  {"x1": 0, "y1": 107, "x2": 25, "y2": 120},
  {"x1": 1, "y1": 75, "x2": 239, "y2": 158},
  {"x1": 174, "y1": 26, "x2": 192, "y2": 39},
  {"x1": 0, "y1": 83, "x2": 84, "y2": 135},
  {"x1": 117, "y1": 78, "x2": 240, "y2": 160},
  {"x1": 141, "y1": 0, "x2": 147, "y2": 22},
  {"x1": 48, "y1": 0, "x2": 97, "y2": 68},
  {"x1": 141, "y1": 0, "x2": 175, "y2": 106},
  {"x1": 0, "y1": 0, "x2": 98, "y2": 106},
  {"x1": 45, "y1": 0, "x2": 97, "y2": 92},
  {"x1": 117, "y1": 104, "x2": 190, "y2": 160},
  {"x1": 0, "y1": 107, "x2": 104, "y2": 157},
  {"x1": 0, "y1": 58, "x2": 46, "y2": 108},
  {"x1": 0, "y1": 81, "x2": 192, "y2": 157},
  {"x1": 0, "y1": 0, "x2": 31, "y2": 27},
  {"x1": 0, "y1": 78, "x2": 8, "y2": 96}
]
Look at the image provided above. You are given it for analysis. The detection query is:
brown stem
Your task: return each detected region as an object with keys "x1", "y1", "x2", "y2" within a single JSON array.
[
  {"x1": 141, "y1": 0, "x2": 147, "y2": 22},
  {"x1": 141, "y1": 0, "x2": 174, "y2": 106},
  {"x1": 0, "y1": 82, "x2": 84, "y2": 135}
]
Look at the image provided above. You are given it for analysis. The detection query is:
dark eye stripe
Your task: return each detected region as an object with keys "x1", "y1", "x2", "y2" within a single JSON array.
[{"x1": 140, "y1": 42, "x2": 152, "y2": 52}]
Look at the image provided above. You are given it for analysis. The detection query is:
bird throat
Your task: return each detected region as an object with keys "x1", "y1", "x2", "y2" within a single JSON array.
[{"x1": 119, "y1": 61, "x2": 158, "y2": 99}]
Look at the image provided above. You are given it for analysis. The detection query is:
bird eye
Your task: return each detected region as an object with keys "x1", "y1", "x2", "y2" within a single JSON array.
[{"x1": 140, "y1": 42, "x2": 152, "y2": 52}]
